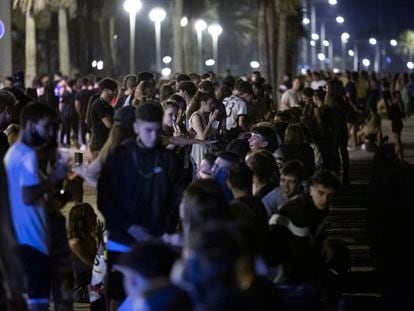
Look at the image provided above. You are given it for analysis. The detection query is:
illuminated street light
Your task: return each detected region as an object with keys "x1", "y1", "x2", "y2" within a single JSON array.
[
  {"x1": 250, "y1": 61, "x2": 260, "y2": 69},
  {"x1": 369, "y1": 37, "x2": 377, "y2": 45},
  {"x1": 91, "y1": 60, "x2": 97, "y2": 68},
  {"x1": 123, "y1": 0, "x2": 142, "y2": 14},
  {"x1": 303, "y1": 17, "x2": 310, "y2": 25},
  {"x1": 362, "y1": 58, "x2": 371, "y2": 67},
  {"x1": 310, "y1": 40, "x2": 316, "y2": 47},
  {"x1": 195, "y1": 19, "x2": 207, "y2": 33},
  {"x1": 323, "y1": 40, "x2": 330, "y2": 47},
  {"x1": 317, "y1": 53, "x2": 326, "y2": 61},
  {"x1": 390, "y1": 39, "x2": 398, "y2": 47},
  {"x1": 123, "y1": 0, "x2": 142, "y2": 73},
  {"x1": 161, "y1": 67, "x2": 171, "y2": 76},
  {"x1": 149, "y1": 7, "x2": 167, "y2": 72},
  {"x1": 311, "y1": 33, "x2": 320, "y2": 40},
  {"x1": 329, "y1": 0, "x2": 338, "y2": 5},
  {"x1": 208, "y1": 24, "x2": 223, "y2": 73},
  {"x1": 97, "y1": 60, "x2": 104, "y2": 70},
  {"x1": 336, "y1": 16, "x2": 345, "y2": 24},
  {"x1": 341, "y1": 32, "x2": 350, "y2": 43},
  {"x1": 348, "y1": 50, "x2": 355, "y2": 57},
  {"x1": 180, "y1": 16, "x2": 188, "y2": 27},
  {"x1": 195, "y1": 19, "x2": 207, "y2": 72},
  {"x1": 162, "y1": 56, "x2": 172, "y2": 64},
  {"x1": 205, "y1": 59, "x2": 215, "y2": 66},
  {"x1": 333, "y1": 68, "x2": 340, "y2": 73},
  {"x1": 407, "y1": 62, "x2": 414, "y2": 70}
]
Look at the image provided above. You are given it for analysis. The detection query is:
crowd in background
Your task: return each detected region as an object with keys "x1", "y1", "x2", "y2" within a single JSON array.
[{"x1": 0, "y1": 67, "x2": 410, "y2": 311}]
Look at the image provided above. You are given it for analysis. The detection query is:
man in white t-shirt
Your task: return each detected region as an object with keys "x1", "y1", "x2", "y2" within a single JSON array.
[
  {"x1": 310, "y1": 71, "x2": 326, "y2": 90},
  {"x1": 223, "y1": 81, "x2": 253, "y2": 138},
  {"x1": 4, "y1": 102, "x2": 67, "y2": 311},
  {"x1": 280, "y1": 78, "x2": 302, "y2": 110}
]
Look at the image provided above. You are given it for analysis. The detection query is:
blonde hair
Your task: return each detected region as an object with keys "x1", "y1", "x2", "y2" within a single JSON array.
[{"x1": 99, "y1": 123, "x2": 135, "y2": 163}]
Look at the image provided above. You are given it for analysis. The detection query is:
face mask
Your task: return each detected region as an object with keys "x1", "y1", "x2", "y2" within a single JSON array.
[{"x1": 31, "y1": 129, "x2": 49, "y2": 146}]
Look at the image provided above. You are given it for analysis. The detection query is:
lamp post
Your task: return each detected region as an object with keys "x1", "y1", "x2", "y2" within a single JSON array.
[
  {"x1": 319, "y1": 16, "x2": 344, "y2": 70},
  {"x1": 123, "y1": 0, "x2": 142, "y2": 73},
  {"x1": 341, "y1": 32, "x2": 350, "y2": 71},
  {"x1": 208, "y1": 24, "x2": 222, "y2": 74},
  {"x1": 195, "y1": 19, "x2": 207, "y2": 73},
  {"x1": 309, "y1": 0, "x2": 338, "y2": 69},
  {"x1": 369, "y1": 37, "x2": 380, "y2": 72},
  {"x1": 149, "y1": 7, "x2": 166, "y2": 73}
]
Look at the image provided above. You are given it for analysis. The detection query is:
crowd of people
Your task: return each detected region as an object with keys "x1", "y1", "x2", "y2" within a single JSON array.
[{"x1": 0, "y1": 67, "x2": 410, "y2": 311}]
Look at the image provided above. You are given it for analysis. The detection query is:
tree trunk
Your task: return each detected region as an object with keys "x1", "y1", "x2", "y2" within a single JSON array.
[
  {"x1": 258, "y1": 1, "x2": 270, "y2": 81},
  {"x1": 183, "y1": 22, "x2": 197, "y2": 73},
  {"x1": 267, "y1": 1, "x2": 276, "y2": 93},
  {"x1": 276, "y1": 0, "x2": 287, "y2": 87},
  {"x1": 172, "y1": 0, "x2": 184, "y2": 73},
  {"x1": 25, "y1": 10, "x2": 36, "y2": 87},
  {"x1": 58, "y1": 8, "x2": 70, "y2": 76},
  {"x1": 109, "y1": 17, "x2": 117, "y2": 74},
  {"x1": 99, "y1": 19, "x2": 114, "y2": 76}
]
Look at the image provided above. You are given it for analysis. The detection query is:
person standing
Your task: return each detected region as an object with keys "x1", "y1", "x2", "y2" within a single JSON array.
[
  {"x1": 74, "y1": 78, "x2": 92, "y2": 146},
  {"x1": 4, "y1": 102, "x2": 68, "y2": 311},
  {"x1": 280, "y1": 77, "x2": 302, "y2": 111},
  {"x1": 98, "y1": 102, "x2": 183, "y2": 310},
  {"x1": 89, "y1": 78, "x2": 117, "y2": 159}
]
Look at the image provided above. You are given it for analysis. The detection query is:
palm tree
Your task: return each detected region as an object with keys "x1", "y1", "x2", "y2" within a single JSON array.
[
  {"x1": 398, "y1": 30, "x2": 414, "y2": 60},
  {"x1": 276, "y1": 0, "x2": 301, "y2": 86},
  {"x1": 171, "y1": 0, "x2": 184, "y2": 73},
  {"x1": 49, "y1": 0, "x2": 76, "y2": 76},
  {"x1": 258, "y1": 0, "x2": 276, "y2": 89},
  {"x1": 13, "y1": 0, "x2": 48, "y2": 86},
  {"x1": 213, "y1": 0, "x2": 257, "y2": 75}
]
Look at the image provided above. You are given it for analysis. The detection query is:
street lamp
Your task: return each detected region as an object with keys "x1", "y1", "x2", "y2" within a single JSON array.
[
  {"x1": 317, "y1": 53, "x2": 326, "y2": 61},
  {"x1": 161, "y1": 67, "x2": 171, "y2": 77},
  {"x1": 311, "y1": 33, "x2": 320, "y2": 40},
  {"x1": 162, "y1": 56, "x2": 172, "y2": 64},
  {"x1": 208, "y1": 24, "x2": 222, "y2": 73},
  {"x1": 323, "y1": 40, "x2": 330, "y2": 47},
  {"x1": 390, "y1": 39, "x2": 398, "y2": 47},
  {"x1": 336, "y1": 16, "x2": 345, "y2": 24},
  {"x1": 341, "y1": 32, "x2": 350, "y2": 71},
  {"x1": 97, "y1": 60, "x2": 104, "y2": 71},
  {"x1": 250, "y1": 61, "x2": 260, "y2": 69},
  {"x1": 329, "y1": 0, "x2": 338, "y2": 5},
  {"x1": 368, "y1": 37, "x2": 380, "y2": 72},
  {"x1": 205, "y1": 59, "x2": 215, "y2": 67},
  {"x1": 348, "y1": 50, "x2": 354, "y2": 57},
  {"x1": 180, "y1": 16, "x2": 188, "y2": 27},
  {"x1": 362, "y1": 58, "x2": 370, "y2": 68},
  {"x1": 407, "y1": 62, "x2": 414, "y2": 70},
  {"x1": 195, "y1": 19, "x2": 207, "y2": 73},
  {"x1": 123, "y1": 0, "x2": 142, "y2": 73},
  {"x1": 303, "y1": 17, "x2": 310, "y2": 25},
  {"x1": 310, "y1": 40, "x2": 316, "y2": 47},
  {"x1": 149, "y1": 7, "x2": 166, "y2": 73}
]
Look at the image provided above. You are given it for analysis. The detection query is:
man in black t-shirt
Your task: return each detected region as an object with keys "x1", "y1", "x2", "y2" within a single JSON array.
[{"x1": 89, "y1": 78, "x2": 117, "y2": 158}]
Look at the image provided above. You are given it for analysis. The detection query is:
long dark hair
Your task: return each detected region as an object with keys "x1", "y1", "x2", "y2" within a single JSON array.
[{"x1": 68, "y1": 203, "x2": 96, "y2": 239}]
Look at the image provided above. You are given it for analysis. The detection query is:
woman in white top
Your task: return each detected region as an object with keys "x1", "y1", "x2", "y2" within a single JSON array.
[{"x1": 188, "y1": 92, "x2": 219, "y2": 169}]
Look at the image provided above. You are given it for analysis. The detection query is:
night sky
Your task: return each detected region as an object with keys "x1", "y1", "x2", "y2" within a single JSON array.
[{"x1": 314, "y1": 0, "x2": 414, "y2": 71}]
